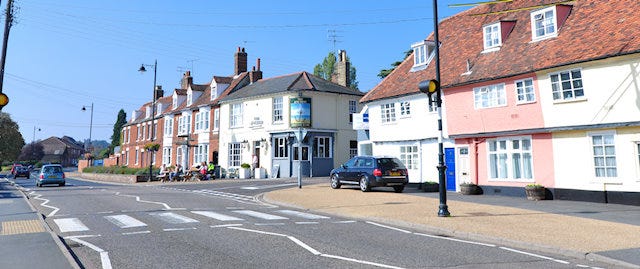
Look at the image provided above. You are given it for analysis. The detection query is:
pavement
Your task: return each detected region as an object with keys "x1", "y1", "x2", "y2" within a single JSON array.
[{"x1": 2, "y1": 171, "x2": 639, "y2": 268}]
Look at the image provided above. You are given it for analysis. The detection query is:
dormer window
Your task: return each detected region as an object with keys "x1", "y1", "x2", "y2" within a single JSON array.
[
  {"x1": 411, "y1": 40, "x2": 436, "y2": 71},
  {"x1": 186, "y1": 91, "x2": 193, "y2": 106},
  {"x1": 172, "y1": 96, "x2": 177, "y2": 109},
  {"x1": 483, "y1": 23, "x2": 501, "y2": 50},
  {"x1": 531, "y1": 6, "x2": 557, "y2": 40},
  {"x1": 210, "y1": 85, "x2": 217, "y2": 100}
]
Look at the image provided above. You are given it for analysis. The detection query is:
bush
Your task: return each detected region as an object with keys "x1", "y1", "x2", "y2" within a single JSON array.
[
  {"x1": 240, "y1": 163, "x2": 251, "y2": 169},
  {"x1": 82, "y1": 165, "x2": 156, "y2": 175}
]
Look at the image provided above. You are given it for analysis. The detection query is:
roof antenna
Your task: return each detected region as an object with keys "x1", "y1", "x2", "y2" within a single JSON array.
[{"x1": 327, "y1": 29, "x2": 342, "y2": 53}]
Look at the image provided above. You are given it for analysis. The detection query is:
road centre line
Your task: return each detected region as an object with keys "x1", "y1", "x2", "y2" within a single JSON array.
[
  {"x1": 499, "y1": 247, "x2": 570, "y2": 264},
  {"x1": 366, "y1": 221, "x2": 412, "y2": 234},
  {"x1": 122, "y1": 231, "x2": 151, "y2": 235},
  {"x1": 64, "y1": 235, "x2": 112, "y2": 269},
  {"x1": 114, "y1": 192, "x2": 171, "y2": 210},
  {"x1": 227, "y1": 226, "x2": 404, "y2": 269}
]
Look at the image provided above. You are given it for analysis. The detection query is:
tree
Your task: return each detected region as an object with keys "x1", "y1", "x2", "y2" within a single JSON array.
[
  {"x1": 313, "y1": 51, "x2": 359, "y2": 90},
  {"x1": 18, "y1": 142, "x2": 44, "y2": 162},
  {"x1": 107, "y1": 109, "x2": 127, "y2": 156},
  {"x1": 0, "y1": 112, "x2": 25, "y2": 164},
  {"x1": 378, "y1": 49, "x2": 413, "y2": 79}
]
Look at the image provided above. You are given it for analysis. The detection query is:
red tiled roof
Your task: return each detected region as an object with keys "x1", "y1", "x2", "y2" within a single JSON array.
[{"x1": 361, "y1": 0, "x2": 640, "y2": 103}]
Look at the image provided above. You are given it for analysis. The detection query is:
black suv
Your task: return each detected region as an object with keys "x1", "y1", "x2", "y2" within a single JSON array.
[
  {"x1": 13, "y1": 166, "x2": 30, "y2": 179},
  {"x1": 330, "y1": 156, "x2": 408, "y2": 193}
]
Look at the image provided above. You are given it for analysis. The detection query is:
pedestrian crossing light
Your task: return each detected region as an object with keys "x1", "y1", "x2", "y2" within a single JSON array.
[
  {"x1": 418, "y1": 79, "x2": 440, "y2": 98},
  {"x1": 0, "y1": 93, "x2": 8, "y2": 110}
]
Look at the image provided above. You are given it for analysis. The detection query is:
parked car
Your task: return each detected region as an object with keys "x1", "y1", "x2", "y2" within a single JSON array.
[
  {"x1": 10, "y1": 163, "x2": 23, "y2": 175},
  {"x1": 36, "y1": 164, "x2": 66, "y2": 187},
  {"x1": 330, "y1": 156, "x2": 408, "y2": 193},
  {"x1": 13, "y1": 166, "x2": 30, "y2": 179}
]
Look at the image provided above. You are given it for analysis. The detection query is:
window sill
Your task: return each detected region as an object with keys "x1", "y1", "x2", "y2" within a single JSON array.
[
  {"x1": 516, "y1": 100, "x2": 537, "y2": 105},
  {"x1": 410, "y1": 64, "x2": 427, "y2": 73},
  {"x1": 530, "y1": 34, "x2": 558, "y2": 43},
  {"x1": 552, "y1": 97, "x2": 587, "y2": 105},
  {"x1": 481, "y1": 46, "x2": 501, "y2": 53},
  {"x1": 488, "y1": 178, "x2": 535, "y2": 183}
]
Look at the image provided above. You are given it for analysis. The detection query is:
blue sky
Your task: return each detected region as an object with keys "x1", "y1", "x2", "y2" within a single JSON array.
[{"x1": 3, "y1": 0, "x2": 471, "y2": 144}]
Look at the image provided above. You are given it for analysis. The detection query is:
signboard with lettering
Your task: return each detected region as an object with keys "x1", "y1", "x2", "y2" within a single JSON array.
[{"x1": 290, "y1": 97, "x2": 311, "y2": 128}]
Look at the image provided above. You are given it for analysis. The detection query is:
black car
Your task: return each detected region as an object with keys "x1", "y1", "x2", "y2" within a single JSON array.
[
  {"x1": 13, "y1": 166, "x2": 30, "y2": 179},
  {"x1": 330, "y1": 156, "x2": 408, "y2": 193}
]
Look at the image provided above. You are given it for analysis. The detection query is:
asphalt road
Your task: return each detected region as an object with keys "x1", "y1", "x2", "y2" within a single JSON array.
[{"x1": 11, "y1": 174, "x2": 613, "y2": 269}]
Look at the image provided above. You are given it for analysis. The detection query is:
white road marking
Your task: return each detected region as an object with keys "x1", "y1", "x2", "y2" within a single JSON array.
[
  {"x1": 54, "y1": 218, "x2": 90, "y2": 233},
  {"x1": 115, "y1": 192, "x2": 172, "y2": 210},
  {"x1": 122, "y1": 231, "x2": 151, "y2": 235},
  {"x1": 151, "y1": 212, "x2": 199, "y2": 224},
  {"x1": 64, "y1": 235, "x2": 112, "y2": 269},
  {"x1": 276, "y1": 210, "x2": 330, "y2": 220},
  {"x1": 240, "y1": 183, "x2": 297, "y2": 190},
  {"x1": 295, "y1": 222, "x2": 319, "y2": 225},
  {"x1": 164, "y1": 227, "x2": 197, "y2": 232},
  {"x1": 191, "y1": 211, "x2": 244, "y2": 221},
  {"x1": 499, "y1": 247, "x2": 570, "y2": 264},
  {"x1": 211, "y1": 224, "x2": 243, "y2": 228},
  {"x1": 366, "y1": 221, "x2": 412, "y2": 234},
  {"x1": 233, "y1": 210, "x2": 288, "y2": 220},
  {"x1": 332, "y1": 220, "x2": 357, "y2": 224},
  {"x1": 227, "y1": 226, "x2": 404, "y2": 268},
  {"x1": 105, "y1": 215, "x2": 147, "y2": 228},
  {"x1": 31, "y1": 193, "x2": 60, "y2": 217},
  {"x1": 255, "y1": 223, "x2": 286, "y2": 226},
  {"x1": 414, "y1": 232, "x2": 496, "y2": 247}
]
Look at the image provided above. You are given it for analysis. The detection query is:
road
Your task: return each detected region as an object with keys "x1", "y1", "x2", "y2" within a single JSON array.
[{"x1": 10, "y1": 173, "x2": 613, "y2": 269}]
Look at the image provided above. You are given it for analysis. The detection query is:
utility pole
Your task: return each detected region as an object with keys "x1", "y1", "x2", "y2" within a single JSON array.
[{"x1": 0, "y1": 0, "x2": 14, "y2": 111}]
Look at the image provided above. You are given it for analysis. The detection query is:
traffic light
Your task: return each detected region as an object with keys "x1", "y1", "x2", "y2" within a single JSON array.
[{"x1": 0, "y1": 93, "x2": 8, "y2": 110}]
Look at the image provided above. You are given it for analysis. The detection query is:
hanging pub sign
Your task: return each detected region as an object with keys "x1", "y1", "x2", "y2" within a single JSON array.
[{"x1": 290, "y1": 97, "x2": 311, "y2": 128}]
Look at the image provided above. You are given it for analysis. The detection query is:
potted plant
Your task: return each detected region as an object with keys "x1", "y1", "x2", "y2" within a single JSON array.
[
  {"x1": 239, "y1": 163, "x2": 251, "y2": 179},
  {"x1": 459, "y1": 182, "x2": 481, "y2": 195},
  {"x1": 525, "y1": 183, "x2": 546, "y2": 201},
  {"x1": 422, "y1": 181, "x2": 439, "y2": 192}
]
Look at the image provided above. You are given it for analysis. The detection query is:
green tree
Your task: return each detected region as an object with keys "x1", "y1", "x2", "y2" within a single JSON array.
[
  {"x1": 18, "y1": 142, "x2": 44, "y2": 162},
  {"x1": 0, "y1": 112, "x2": 25, "y2": 164},
  {"x1": 378, "y1": 49, "x2": 413, "y2": 79},
  {"x1": 107, "y1": 109, "x2": 126, "y2": 156},
  {"x1": 313, "y1": 51, "x2": 358, "y2": 90}
]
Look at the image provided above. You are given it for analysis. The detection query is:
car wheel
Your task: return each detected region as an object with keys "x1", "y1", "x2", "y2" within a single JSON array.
[
  {"x1": 359, "y1": 176, "x2": 371, "y2": 192},
  {"x1": 36, "y1": 182, "x2": 41, "y2": 187},
  {"x1": 330, "y1": 175, "x2": 341, "y2": 189},
  {"x1": 393, "y1": 186, "x2": 405, "y2": 193},
  {"x1": 59, "y1": 182, "x2": 65, "y2": 187}
]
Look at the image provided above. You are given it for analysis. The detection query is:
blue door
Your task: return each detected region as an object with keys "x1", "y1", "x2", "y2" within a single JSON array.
[{"x1": 444, "y1": 148, "x2": 456, "y2": 191}]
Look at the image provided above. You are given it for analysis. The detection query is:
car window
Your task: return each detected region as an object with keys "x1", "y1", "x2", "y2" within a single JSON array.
[
  {"x1": 364, "y1": 158, "x2": 374, "y2": 167},
  {"x1": 355, "y1": 158, "x2": 367, "y2": 167},
  {"x1": 377, "y1": 158, "x2": 406, "y2": 170},
  {"x1": 343, "y1": 157, "x2": 357, "y2": 168}
]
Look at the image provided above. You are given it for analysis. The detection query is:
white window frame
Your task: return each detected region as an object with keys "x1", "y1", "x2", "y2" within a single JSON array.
[
  {"x1": 162, "y1": 146, "x2": 172, "y2": 165},
  {"x1": 274, "y1": 137, "x2": 288, "y2": 158},
  {"x1": 213, "y1": 108, "x2": 220, "y2": 131},
  {"x1": 178, "y1": 114, "x2": 192, "y2": 136},
  {"x1": 349, "y1": 100, "x2": 357, "y2": 123},
  {"x1": 399, "y1": 101, "x2": 411, "y2": 118},
  {"x1": 531, "y1": 6, "x2": 557, "y2": 41},
  {"x1": 125, "y1": 149, "x2": 129, "y2": 165},
  {"x1": 313, "y1": 137, "x2": 332, "y2": 158},
  {"x1": 483, "y1": 22, "x2": 501, "y2": 51},
  {"x1": 515, "y1": 78, "x2": 536, "y2": 104},
  {"x1": 195, "y1": 110, "x2": 210, "y2": 132},
  {"x1": 380, "y1": 103, "x2": 396, "y2": 123},
  {"x1": 273, "y1": 97, "x2": 283, "y2": 124},
  {"x1": 194, "y1": 144, "x2": 209, "y2": 164},
  {"x1": 172, "y1": 96, "x2": 178, "y2": 109},
  {"x1": 589, "y1": 132, "x2": 617, "y2": 178},
  {"x1": 428, "y1": 94, "x2": 437, "y2": 113},
  {"x1": 550, "y1": 69, "x2": 584, "y2": 101},
  {"x1": 474, "y1": 83, "x2": 506, "y2": 109},
  {"x1": 135, "y1": 149, "x2": 139, "y2": 165},
  {"x1": 228, "y1": 143, "x2": 241, "y2": 167},
  {"x1": 230, "y1": 103, "x2": 243, "y2": 128},
  {"x1": 164, "y1": 118, "x2": 173, "y2": 137},
  {"x1": 400, "y1": 145, "x2": 419, "y2": 170},
  {"x1": 487, "y1": 136, "x2": 534, "y2": 182},
  {"x1": 187, "y1": 91, "x2": 193, "y2": 106}
]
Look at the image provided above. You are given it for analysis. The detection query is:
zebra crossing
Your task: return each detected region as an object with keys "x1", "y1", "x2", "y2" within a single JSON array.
[{"x1": 51, "y1": 209, "x2": 353, "y2": 234}]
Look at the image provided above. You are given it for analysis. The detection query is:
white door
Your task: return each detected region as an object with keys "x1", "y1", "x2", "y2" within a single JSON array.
[{"x1": 457, "y1": 146, "x2": 470, "y2": 187}]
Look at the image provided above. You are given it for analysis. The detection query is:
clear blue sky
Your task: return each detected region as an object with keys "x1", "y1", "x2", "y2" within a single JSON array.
[{"x1": 3, "y1": 0, "x2": 471, "y2": 144}]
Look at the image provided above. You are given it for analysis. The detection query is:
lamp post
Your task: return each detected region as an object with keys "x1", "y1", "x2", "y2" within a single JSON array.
[
  {"x1": 139, "y1": 60, "x2": 157, "y2": 181},
  {"x1": 418, "y1": 0, "x2": 450, "y2": 217},
  {"x1": 32, "y1": 126, "x2": 41, "y2": 162},
  {"x1": 81, "y1": 103, "x2": 94, "y2": 153}
]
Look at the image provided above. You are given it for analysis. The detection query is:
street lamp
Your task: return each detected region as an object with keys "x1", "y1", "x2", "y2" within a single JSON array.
[
  {"x1": 139, "y1": 60, "x2": 157, "y2": 181},
  {"x1": 418, "y1": 0, "x2": 450, "y2": 217},
  {"x1": 81, "y1": 103, "x2": 94, "y2": 152},
  {"x1": 32, "y1": 126, "x2": 41, "y2": 162}
]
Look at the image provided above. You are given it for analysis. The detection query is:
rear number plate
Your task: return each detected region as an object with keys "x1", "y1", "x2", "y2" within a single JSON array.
[{"x1": 390, "y1": 171, "x2": 400, "y2": 176}]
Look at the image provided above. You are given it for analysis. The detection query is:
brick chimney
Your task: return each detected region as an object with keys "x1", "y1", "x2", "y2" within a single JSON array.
[
  {"x1": 234, "y1": 47, "x2": 247, "y2": 75},
  {"x1": 249, "y1": 58, "x2": 263, "y2": 83},
  {"x1": 331, "y1": 50, "x2": 350, "y2": 87},
  {"x1": 154, "y1": 85, "x2": 163, "y2": 101},
  {"x1": 180, "y1": 71, "x2": 193, "y2": 89}
]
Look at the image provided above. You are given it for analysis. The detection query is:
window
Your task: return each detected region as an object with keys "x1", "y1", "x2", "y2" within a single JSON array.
[
  {"x1": 349, "y1": 140, "x2": 358, "y2": 159},
  {"x1": 428, "y1": 94, "x2": 437, "y2": 112},
  {"x1": 141, "y1": 125, "x2": 146, "y2": 140},
  {"x1": 162, "y1": 147, "x2": 172, "y2": 165},
  {"x1": 349, "y1": 100, "x2": 357, "y2": 123},
  {"x1": 411, "y1": 40, "x2": 436, "y2": 69},
  {"x1": 172, "y1": 96, "x2": 177, "y2": 109},
  {"x1": 531, "y1": 7, "x2": 557, "y2": 40},
  {"x1": 194, "y1": 144, "x2": 209, "y2": 164},
  {"x1": 176, "y1": 147, "x2": 184, "y2": 167},
  {"x1": 228, "y1": 143, "x2": 241, "y2": 167},
  {"x1": 273, "y1": 97, "x2": 283, "y2": 123},
  {"x1": 136, "y1": 125, "x2": 141, "y2": 141},
  {"x1": 313, "y1": 137, "x2": 332, "y2": 158},
  {"x1": 178, "y1": 114, "x2": 191, "y2": 136},
  {"x1": 551, "y1": 69, "x2": 584, "y2": 101},
  {"x1": 400, "y1": 145, "x2": 419, "y2": 169},
  {"x1": 483, "y1": 23, "x2": 501, "y2": 50},
  {"x1": 213, "y1": 108, "x2": 220, "y2": 131},
  {"x1": 135, "y1": 149, "x2": 139, "y2": 165},
  {"x1": 380, "y1": 103, "x2": 396, "y2": 123},
  {"x1": 125, "y1": 149, "x2": 129, "y2": 165},
  {"x1": 474, "y1": 83, "x2": 506, "y2": 109},
  {"x1": 195, "y1": 110, "x2": 210, "y2": 132},
  {"x1": 400, "y1": 101, "x2": 411, "y2": 117},
  {"x1": 164, "y1": 118, "x2": 173, "y2": 137},
  {"x1": 515, "y1": 78, "x2": 536, "y2": 104},
  {"x1": 230, "y1": 103, "x2": 243, "y2": 128},
  {"x1": 274, "y1": 137, "x2": 288, "y2": 158},
  {"x1": 187, "y1": 91, "x2": 193, "y2": 106},
  {"x1": 488, "y1": 137, "x2": 533, "y2": 180},
  {"x1": 293, "y1": 146, "x2": 309, "y2": 161},
  {"x1": 591, "y1": 133, "x2": 617, "y2": 178}
]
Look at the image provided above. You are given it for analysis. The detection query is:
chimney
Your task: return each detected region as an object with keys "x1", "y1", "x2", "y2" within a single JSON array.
[
  {"x1": 234, "y1": 47, "x2": 247, "y2": 75},
  {"x1": 154, "y1": 85, "x2": 163, "y2": 101},
  {"x1": 180, "y1": 71, "x2": 193, "y2": 89},
  {"x1": 331, "y1": 50, "x2": 350, "y2": 87},
  {"x1": 249, "y1": 58, "x2": 263, "y2": 83}
]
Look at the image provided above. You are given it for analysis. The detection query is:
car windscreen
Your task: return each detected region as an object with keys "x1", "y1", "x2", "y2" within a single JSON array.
[
  {"x1": 376, "y1": 158, "x2": 406, "y2": 170},
  {"x1": 44, "y1": 166, "x2": 63, "y2": 173}
]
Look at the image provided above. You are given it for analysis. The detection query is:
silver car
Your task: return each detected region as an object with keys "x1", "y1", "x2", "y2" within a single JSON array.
[{"x1": 37, "y1": 164, "x2": 66, "y2": 187}]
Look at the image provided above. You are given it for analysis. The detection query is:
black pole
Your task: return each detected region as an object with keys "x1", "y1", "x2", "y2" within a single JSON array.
[
  {"x1": 432, "y1": 0, "x2": 450, "y2": 217},
  {"x1": 149, "y1": 60, "x2": 157, "y2": 182},
  {"x1": 0, "y1": 0, "x2": 13, "y2": 111}
]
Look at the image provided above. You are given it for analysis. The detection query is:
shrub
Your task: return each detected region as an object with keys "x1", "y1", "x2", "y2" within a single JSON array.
[{"x1": 240, "y1": 163, "x2": 251, "y2": 169}]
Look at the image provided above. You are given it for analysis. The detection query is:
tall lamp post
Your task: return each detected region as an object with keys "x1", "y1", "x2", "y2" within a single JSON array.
[
  {"x1": 81, "y1": 103, "x2": 94, "y2": 153},
  {"x1": 418, "y1": 0, "x2": 450, "y2": 217},
  {"x1": 139, "y1": 60, "x2": 157, "y2": 181},
  {"x1": 32, "y1": 126, "x2": 41, "y2": 162}
]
